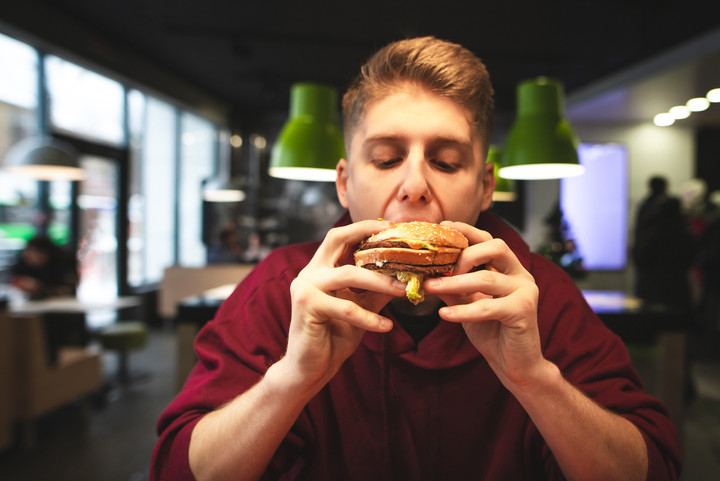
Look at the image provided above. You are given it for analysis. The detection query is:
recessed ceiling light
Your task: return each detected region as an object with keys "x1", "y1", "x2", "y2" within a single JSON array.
[
  {"x1": 669, "y1": 105, "x2": 690, "y2": 119},
  {"x1": 707, "y1": 88, "x2": 720, "y2": 103},
  {"x1": 686, "y1": 97, "x2": 710, "y2": 112},
  {"x1": 653, "y1": 113, "x2": 675, "y2": 127}
]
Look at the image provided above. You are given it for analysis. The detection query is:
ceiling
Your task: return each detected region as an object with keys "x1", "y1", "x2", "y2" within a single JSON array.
[{"x1": 2, "y1": 0, "x2": 720, "y2": 133}]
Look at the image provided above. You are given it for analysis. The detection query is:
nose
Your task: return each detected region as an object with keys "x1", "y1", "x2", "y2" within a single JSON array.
[{"x1": 397, "y1": 154, "x2": 431, "y2": 204}]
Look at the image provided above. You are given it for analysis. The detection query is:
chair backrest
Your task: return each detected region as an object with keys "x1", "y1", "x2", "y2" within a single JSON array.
[
  {"x1": 11, "y1": 314, "x2": 51, "y2": 382},
  {"x1": 158, "y1": 264, "x2": 255, "y2": 318}
]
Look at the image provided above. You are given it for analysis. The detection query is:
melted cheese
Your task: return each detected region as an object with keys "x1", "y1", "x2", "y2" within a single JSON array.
[{"x1": 397, "y1": 238, "x2": 438, "y2": 251}]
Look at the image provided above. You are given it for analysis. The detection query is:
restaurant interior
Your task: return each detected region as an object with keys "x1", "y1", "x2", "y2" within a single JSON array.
[{"x1": 1, "y1": 1, "x2": 719, "y2": 479}]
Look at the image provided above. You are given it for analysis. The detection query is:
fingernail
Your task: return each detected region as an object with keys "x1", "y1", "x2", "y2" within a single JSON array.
[{"x1": 392, "y1": 279, "x2": 407, "y2": 290}]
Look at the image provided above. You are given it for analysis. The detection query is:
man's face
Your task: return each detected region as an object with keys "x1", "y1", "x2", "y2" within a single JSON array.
[{"x1": 336, "y1": 84, "x2": 495, "y2": 225}]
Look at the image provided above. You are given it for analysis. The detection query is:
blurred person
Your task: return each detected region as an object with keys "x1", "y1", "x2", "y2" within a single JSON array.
[
  {"x1": 10, "y1": 234, "x2": 78, "y2": 300},
  {"x1": 10, "y1": 234, "x2": 82, "y2": 364},
  {"x1": 696, "y1": 190, "x2": 720, "y2": 334},
  {"x1": 241, "y1": 232, "x2": 270, "y2": 263},
  {"x1": 680, "y1": 177, "x2": 709, "y2": 237},
  {"x1": 207, "y1": 225, "x2": 244, "y2": 264},
  {"x1": 634, "y1": 196, "x2": 696, "y2": 309},
  {"x1": 151, "y1": 37, "x2": 680, "y2": 481}
]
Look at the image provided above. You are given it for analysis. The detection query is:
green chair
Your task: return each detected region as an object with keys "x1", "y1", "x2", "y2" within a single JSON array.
[{"x1": 98, "y1": 321, "x2": 148, "y2": 383}]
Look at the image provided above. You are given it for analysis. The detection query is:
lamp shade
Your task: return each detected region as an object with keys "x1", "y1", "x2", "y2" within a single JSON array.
[
  {"x1": 269, "y1": 83, "x2": 345, "y2": 182},
  {"x1": 203, "y1": 177, "x2": 246, "y2": 202},
  {"x1": 487, "y1": 146, "x2": 516, "y2": 202},
  {"x1": 3, "y1": 136, "x2": 85, "y2": 181},
  {"x1": 499, "y1": 77, "x2": 584, "y2": 180}
]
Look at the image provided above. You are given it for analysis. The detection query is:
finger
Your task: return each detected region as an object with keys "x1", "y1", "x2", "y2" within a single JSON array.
[
  {"x1": 439, "y1": 222, "x2": 528, "y2": 277},
  {"x1": 312, "y1": 219, "x2": 394, "y2": 268},
  {"x1": 425, "y1": 268, "x2": 521, "y2": 299},
  {"x1": 312, "y1": 293, "x2": 393, "y2": 333},
  {"x1": 437, "y1": 292, "x2": 535, "y2": 326},
  {"x1": 439, "y1": 221, "x2": 493, "y2": 244},
  {"x1": 455, "y1": 238, "x2": 528, "y2": 277},
  {"x1": 310, "y1": 265, "x2": 408, "y2": 297}
]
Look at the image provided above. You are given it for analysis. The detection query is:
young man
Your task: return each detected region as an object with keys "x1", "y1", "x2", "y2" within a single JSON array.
[{"x1": 151, "y1": 37, "x2": 680, "y2": 481}]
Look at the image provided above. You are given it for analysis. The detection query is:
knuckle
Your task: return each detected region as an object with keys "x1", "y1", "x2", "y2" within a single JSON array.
[
  {"x1": 325, "y1": 226, "x2": 344, "y2": 243},
  {"x1": 290, "y1": 278, "x2": 312, "y2": 305},
  {"x1": 342, "y1": 300, "x2": 358, "y2": 317}
]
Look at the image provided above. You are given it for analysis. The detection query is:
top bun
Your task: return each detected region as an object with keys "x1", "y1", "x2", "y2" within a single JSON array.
[{"x1": 366, "y1": 221, "x2": 469, "y2": 249}]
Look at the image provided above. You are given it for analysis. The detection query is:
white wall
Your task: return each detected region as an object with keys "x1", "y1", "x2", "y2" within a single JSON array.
[{"x1": 521, "y1": 122, "x2": 696, "y2": 291}]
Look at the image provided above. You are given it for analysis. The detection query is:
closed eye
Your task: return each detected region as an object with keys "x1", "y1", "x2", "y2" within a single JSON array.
[
  {"x1": 373, "y1": 157, "x2": 403, "y2": 169},
  {"x1": 430, "y1": 158, "x2": 460, "y2": 172}
]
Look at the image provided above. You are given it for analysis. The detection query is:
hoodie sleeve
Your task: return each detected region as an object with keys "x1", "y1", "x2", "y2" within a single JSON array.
[{"x1": 149, "y1": 244, "x2": 320, "y2": 481}]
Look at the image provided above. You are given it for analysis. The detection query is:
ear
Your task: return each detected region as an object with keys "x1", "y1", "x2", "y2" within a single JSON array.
[
  {"x1": 335, "y1": 158, "x2": 350, "y2": 209},
  {"x1": 479, "y1": 160, "x2": 496, "y2": 212}
]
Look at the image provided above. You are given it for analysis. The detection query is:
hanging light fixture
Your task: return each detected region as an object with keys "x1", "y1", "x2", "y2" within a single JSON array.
[
  {"x1": 3, "y1": 136, "x2": 85, "y2": 181},
  {"x1": 202, "y1": 131, "x2": 246, "y2": 203},
  {"x1": 499, "y1": 77, "x2": 584, "y2": 180},
  {"x1": 269, "y1": 82, "x2": 345, "y2": 182},
  {"x1": 202, "y1": 177, "x2": 246, "y2": 202},
  {"x1": 487, "y1": 145, "x2": 516, "y2": 202}
]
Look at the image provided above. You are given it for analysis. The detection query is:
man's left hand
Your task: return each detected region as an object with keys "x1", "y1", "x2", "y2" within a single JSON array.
[{"x1": 423, "y1": 221, "x2": 544, "y2": 390}]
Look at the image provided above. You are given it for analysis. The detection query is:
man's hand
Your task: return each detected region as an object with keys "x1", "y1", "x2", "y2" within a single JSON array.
[
  {"x1": 283, "y1": 219, "x2": 406, "y2": 392},
  {"x1": 425, "y1": 222, "x2": 649, "y2": 481},
  {"x1": 423, "y1": 221, "x2": 543, "y2": 390}
]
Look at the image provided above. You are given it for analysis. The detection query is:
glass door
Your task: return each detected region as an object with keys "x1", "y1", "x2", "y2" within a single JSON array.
[{"x1": 76, "y1": 154, "x2": 119, "y2": 302}]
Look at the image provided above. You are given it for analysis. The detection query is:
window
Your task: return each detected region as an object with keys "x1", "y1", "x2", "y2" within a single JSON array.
[
  {"x1": 178, "y1": 113, "x2": 217, "y2": 266},
  {"x1": 1, "y1": 30, "x2": 224, "y2": 293},
  {"x1": 0, "y1": 33, "x2": 40, "y2": 276},
  {"x1": 560, "y1": 143, "x2": 628, "y2": 270},
  {"x1": 128, "y1": 94, "x2": 177, "y2": 285},
  {"x1": 77, "y1": 155, "x2": 119, "y2": 302},
  {"x1": 45, "y1": 55, "x2": 125, "y2": 145}
]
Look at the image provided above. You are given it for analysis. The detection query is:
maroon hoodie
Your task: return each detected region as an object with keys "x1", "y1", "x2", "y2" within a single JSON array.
[{"x1": 151, "y1": 211, "x2": 680, "y2": 480}]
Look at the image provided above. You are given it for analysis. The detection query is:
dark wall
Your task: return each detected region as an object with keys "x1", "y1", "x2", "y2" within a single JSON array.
[{"x1": 697, "y1": 128, "x2": 720, "y2": 195}]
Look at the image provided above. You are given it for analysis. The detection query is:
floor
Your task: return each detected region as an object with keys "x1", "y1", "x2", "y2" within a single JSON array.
[{"x1": 0, "y1": 328, "x2": 719, "y2": 480}]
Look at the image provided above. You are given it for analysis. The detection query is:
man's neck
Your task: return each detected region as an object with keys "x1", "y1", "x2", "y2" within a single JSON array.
[{"x1": 389, "y1": 295, "x2": 443, "y2": 317}]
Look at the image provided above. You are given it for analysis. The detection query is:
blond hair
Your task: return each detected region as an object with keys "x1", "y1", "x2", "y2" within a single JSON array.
[{"x1": 342, "y1": 36, "x2": 494, "y2": 154}]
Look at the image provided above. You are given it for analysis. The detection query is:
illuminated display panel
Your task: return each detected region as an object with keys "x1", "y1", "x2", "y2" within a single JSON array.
[{"x1": 560, "y1": 143, "x2": 628, "y2": 270}]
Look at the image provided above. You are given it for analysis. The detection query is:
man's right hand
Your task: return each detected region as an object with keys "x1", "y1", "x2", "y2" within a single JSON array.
[
  {"x1": 283, "y1": 219, "x2": 406, "y2": 393},
  {"x1": 189, "y1": 219, "x2": 405, "y2": 481}
]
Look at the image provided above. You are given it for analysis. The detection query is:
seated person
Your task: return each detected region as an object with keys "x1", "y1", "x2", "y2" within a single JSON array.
[
  {"x1": 11, "y1": 234, "x2": 78, "y2": 299},
  {"x1": 11, "y1": 234, "x2": 81, "y2": 364},
  {"x1": 151, "y1": 37, "x2": 681, "y2": 481}
]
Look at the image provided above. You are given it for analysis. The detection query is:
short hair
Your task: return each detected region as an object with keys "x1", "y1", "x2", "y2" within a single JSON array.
[
  {"x1": 342, "y1": 36, "x2": 495, "y2": 156},
  {"x1": 649, "y1": 176, "x2": 667, "y2": 195}
]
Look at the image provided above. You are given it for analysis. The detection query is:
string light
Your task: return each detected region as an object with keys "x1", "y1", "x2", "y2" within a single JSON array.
[
  {"x1": 653, "y1": 87, "x2": 719, "y2": 126},
  {"x1": 707, "y1": 88, "x2": 720, "y2": 103},
  {"x1": 686, "y1": 97, "x2": 710, "y2": 112}
]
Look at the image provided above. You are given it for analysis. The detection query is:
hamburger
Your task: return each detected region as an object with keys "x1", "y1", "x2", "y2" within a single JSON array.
[{"x1": 354, "y1": 221, "x2": 469, "y2": 304}]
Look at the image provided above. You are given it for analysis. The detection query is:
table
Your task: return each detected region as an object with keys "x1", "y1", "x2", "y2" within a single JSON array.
[
  {"x1": 583, "y1": 290, "x2": 687, "y2": 430},
  {"x1": 8, "y1": 295, "x2": 142, "y2": 316},
  {"x1": 8, "y1": 294, "x2": 143, "y2": 364}
]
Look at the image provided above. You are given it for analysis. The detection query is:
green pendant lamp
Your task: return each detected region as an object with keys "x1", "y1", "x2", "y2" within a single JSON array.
[
  {"x1": 499, "y1": 77, "x2": 584, "y2": 180},
  {"x1": 269, "y1": 82, "x2": 345, "y2": 182},
  {"x1": 487, "y1": 145, "x2": 516, "y2": 202},
  {"x1": 3, "y1": 136, "x2": 85, "y2": 181}
]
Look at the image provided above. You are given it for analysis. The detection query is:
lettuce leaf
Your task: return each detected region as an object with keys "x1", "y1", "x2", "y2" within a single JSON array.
[{"x1": 396, "y1": 271, "x2": 425, "y2": 305}]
